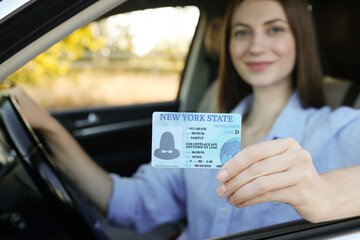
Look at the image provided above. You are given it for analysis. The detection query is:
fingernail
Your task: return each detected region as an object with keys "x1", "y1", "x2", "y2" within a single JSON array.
[
  {"x1": 217, "y1": 184, "x2": 226, "y2": 197},
  {"x1": 217, "y1": 169, "x2": 229, "y2": 182},
  {"x1": 227, "y1": 196, "x2": 234, "y2": 205}
]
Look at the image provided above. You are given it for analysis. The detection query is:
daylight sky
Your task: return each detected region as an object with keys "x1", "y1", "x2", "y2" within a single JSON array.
[
  {"x1": 105, "y1": 6, "x2": 199, "y2": 56},
  {"x1": 0, "y1": 0, "x2": 30, "y2": 21}
]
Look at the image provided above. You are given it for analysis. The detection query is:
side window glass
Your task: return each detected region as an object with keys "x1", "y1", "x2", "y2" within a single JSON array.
[{"x1": 9, "y1": 6, "x2": 200, "y2": 110}]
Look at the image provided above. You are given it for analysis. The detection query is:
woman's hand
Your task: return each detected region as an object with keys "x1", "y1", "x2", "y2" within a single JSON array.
[
  {"x1": 216, "y1": 137, "x2": 332, "y2": 223},
  {"x1": 3, "y1": 87, "x2": 54, "y2": 131},
  {"x1": 2, "y1": 87, "x2": 113, "y2": 214}
]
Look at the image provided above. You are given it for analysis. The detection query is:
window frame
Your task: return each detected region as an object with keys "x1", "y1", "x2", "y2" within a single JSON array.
[
  {"x1": 211, "y1": 217, "x2": 360, "y2": 239},
  {"x1": 0, "y1": 0, "x2": 97, "y2": 65}
]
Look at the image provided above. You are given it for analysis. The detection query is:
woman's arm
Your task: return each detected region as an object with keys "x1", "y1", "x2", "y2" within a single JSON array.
[
  {"x1": 216, "y1": 138, "x2": 360, "y2": 223},
  {"x1": 7, "y1": 87, "x2": 112, "y2": 215},
  {"x1": 320, "y1": 165, "x2": 360, "y2": 221}
]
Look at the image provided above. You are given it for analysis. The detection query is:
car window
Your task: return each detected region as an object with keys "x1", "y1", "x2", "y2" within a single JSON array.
[
  {"x1": 9, "y1": 6, "x2": 200, "y2": 110},
  {"x1": 0, "y1": 0, "x2": 33, "y2": 23}
]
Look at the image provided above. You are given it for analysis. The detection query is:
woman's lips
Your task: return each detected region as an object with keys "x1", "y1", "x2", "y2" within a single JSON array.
[{"x1": 246, "y1": 61, "x2": 273, "y2": 71}]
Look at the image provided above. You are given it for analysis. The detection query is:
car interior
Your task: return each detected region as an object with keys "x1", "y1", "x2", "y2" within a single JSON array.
[{"x1": 0, "y1": 0, "x2": 360, "y2": 239}]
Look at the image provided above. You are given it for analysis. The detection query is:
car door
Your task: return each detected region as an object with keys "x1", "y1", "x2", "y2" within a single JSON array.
[{"x1": 52, "y1": 98, "x2": 179, "y2": 177}]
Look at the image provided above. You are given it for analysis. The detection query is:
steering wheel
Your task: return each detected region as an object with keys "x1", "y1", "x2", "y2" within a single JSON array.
[{"x1": 0, "y1": 94, "x2": 109, "y2": 240}]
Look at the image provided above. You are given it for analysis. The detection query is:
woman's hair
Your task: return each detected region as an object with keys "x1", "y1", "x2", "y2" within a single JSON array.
[{"x1": 218, "y1": 0, "x2": 325, "y2": 112}]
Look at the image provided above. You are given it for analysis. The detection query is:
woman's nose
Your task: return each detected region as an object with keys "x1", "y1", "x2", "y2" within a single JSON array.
[{"x1": 249, "y1": 33, "x2": 267, "y2": 55}]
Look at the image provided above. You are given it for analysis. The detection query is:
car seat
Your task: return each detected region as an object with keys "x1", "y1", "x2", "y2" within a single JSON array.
[
  {"x1": 196, "y1": 16, "x2": 222, "y2": 113},
  {"x1": 312, "y1": 0, "x2": 360, "y2": 108}
]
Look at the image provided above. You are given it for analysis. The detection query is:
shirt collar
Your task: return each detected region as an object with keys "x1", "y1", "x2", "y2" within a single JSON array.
[{"x1": 231, "y1": 91, "x2": 308, "y2": 143}]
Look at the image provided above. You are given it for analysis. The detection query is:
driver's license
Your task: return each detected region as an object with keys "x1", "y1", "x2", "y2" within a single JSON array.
[{"x1": 151, "y1": 112, "x2": 241, "y2": 169}]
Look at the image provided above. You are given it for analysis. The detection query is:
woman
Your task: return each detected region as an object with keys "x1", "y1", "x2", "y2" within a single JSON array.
[
  {"x1": 5, "y1": 0, "x2": 360, "y2": 239},
  {"x1": 215, "y1": 0, "x2": 360, "y2": 227}
]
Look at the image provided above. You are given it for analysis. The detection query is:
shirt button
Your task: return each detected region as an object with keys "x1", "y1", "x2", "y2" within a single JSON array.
[{"x1": 221, "y1": 207, "x2": 228, "y2": 214}]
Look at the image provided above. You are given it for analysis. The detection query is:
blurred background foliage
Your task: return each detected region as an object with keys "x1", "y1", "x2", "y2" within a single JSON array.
[
  {"x1": 7, "y1": 6, "x2": 199, "y2": 110},
  {"x1": 10, "y1": 24, "x2": 104, "y2": 84}
]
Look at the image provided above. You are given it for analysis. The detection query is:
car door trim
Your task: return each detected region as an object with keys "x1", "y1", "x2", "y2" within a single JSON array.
[{"x1": 72, "y1": 117, "x2": 151, "y2": 138}]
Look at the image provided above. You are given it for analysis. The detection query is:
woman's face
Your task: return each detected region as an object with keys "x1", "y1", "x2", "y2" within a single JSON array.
[{"x1": 229, "y1": 0, "x2": 296, "y2": 88}]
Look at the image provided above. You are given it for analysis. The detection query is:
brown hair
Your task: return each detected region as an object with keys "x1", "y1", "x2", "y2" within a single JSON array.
[{"x1": 218, "y1": 0, "x2": 325, "y2": 112}]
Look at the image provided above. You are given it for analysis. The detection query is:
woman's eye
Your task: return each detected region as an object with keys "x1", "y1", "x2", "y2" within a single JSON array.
[
  {"x1": 268, "y1": 27, "x2": 284, "y2": 34},
  {"x1": 234, "y1": 30, "x2": 250, "y2": 38}
]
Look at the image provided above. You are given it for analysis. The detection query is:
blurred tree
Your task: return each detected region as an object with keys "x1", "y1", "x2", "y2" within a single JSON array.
[
  {"x1": 97, "y1": 17, "x2": 133, "y2": 53},
  {"x1": 10, "y1": 24, "x2": 104, "y2": 85}
]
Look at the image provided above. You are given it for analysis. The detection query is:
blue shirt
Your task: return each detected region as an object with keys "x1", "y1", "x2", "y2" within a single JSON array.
[{"x1": 106, "y1": 92, "x2": 360, "y2": 240}]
